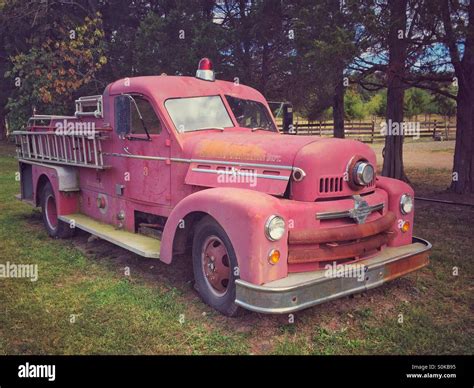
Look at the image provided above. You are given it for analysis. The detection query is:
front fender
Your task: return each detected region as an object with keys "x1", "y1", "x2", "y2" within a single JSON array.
[
  {"x1": 376, "y1": 176, "x2": 414, "y2": 247},
  {"x1": 160, "y1": 188, "x2": 289, "y2": 285}
]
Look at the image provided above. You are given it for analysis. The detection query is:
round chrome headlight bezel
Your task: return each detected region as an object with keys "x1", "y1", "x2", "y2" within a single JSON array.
[
  {"x1": 353, "y1": 161, "x2": 375, "y2": 186},
  {"x1": 400, "y1": 194, "x2": 414, "y2": 215},
  {"x1": 264, "y1": 215, "x2": 286, "y2": 241}
]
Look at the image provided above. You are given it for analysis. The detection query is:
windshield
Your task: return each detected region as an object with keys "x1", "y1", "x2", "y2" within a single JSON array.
[
  {"x1": 165, "y1": 96, "x2": 234, "y2": 132},
  {"x1": 225, "y1": 95, "x2": 277, "y2": 131}
]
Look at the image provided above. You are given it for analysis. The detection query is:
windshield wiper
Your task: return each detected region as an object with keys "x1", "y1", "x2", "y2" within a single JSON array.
[{"x1": 251, "y1": 127, "x2": 269, "y2": 132}]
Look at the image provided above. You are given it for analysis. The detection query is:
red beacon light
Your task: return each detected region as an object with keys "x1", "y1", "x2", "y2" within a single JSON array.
[{"x1": 196, "y1": 58, "x2": 215, "y2": 81}]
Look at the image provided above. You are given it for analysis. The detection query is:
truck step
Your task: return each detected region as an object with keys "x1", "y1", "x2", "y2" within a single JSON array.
[{"x1": 58, "y1": 213, "x2": 160, "y2": 258}]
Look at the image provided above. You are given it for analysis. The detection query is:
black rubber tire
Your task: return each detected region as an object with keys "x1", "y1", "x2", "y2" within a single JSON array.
[
  {"x1": 40, "y1": 182, "x2": 75, "y2": 239},
  {"x1": 192, "y1": 216, "x2": 242, "y2": 317}
]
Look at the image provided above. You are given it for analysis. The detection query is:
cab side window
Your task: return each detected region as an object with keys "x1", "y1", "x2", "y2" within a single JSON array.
[{"x1": 131, "y1": 96, "x2": 162, "y2": 135}]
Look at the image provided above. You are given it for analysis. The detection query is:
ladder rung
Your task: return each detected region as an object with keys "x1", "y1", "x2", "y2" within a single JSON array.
[{"x1": 12, "y1": 131, "x2": 107, "y2": 169}]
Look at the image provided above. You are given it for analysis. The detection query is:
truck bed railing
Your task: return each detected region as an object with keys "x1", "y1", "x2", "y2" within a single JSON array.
[
  {"x1": 13, "y1": 130, "x2": 109, "y2": 169},
  {"x1": 24, "y1": 95, "x2": 103, "y2": 127}
]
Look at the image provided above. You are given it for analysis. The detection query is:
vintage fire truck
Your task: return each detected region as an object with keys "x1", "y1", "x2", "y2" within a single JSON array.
[{"x1": 13, "y1": 58, "x2": 431, "y2": 316}]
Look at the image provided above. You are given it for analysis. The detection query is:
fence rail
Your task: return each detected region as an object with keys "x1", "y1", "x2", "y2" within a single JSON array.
[{"x1": 278, "y1": 119, "x2": 457, "y2": 143}]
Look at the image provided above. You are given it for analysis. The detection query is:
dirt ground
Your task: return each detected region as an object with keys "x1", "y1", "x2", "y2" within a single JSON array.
[{"x1": 370, "y1": 139, "x2": 455, "y2": 170}]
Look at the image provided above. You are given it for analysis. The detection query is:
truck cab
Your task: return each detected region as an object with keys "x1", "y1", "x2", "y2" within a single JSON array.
[{"x1": 14, "y1": 58, "x2": 431, "y2": 316}]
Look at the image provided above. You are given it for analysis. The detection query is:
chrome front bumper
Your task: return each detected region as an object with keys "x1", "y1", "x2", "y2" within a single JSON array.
[{"x1": 235, "y1": 237, "x2": 431, "y2": 314}]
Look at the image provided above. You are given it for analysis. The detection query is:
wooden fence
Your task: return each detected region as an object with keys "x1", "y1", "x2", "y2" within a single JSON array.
[{"x1": 278, "y1": 119, "x2": 457, "y2": 143}]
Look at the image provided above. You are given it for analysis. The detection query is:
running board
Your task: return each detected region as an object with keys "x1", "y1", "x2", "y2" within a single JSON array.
[{"x1": 58, "y1": 213, "x2": 160, "y2": 258}]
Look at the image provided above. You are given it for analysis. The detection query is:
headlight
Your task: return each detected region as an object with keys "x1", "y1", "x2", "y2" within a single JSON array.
[
  {"x1": 353, "y1": 161, "x2": 374, "y2": 186},
  {"x1": 265, "y1": 215, "x2": 285, "y2": 241},
  {"x1": 400, "y1": 194, "x2": 414, "y2": 214}
]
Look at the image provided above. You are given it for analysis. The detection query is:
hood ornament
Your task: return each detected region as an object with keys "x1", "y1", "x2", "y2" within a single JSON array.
[
  {"x1": 315, "y1": 196, "x2": 384, "y2": 222},
  {"x1": 349, "y1": 195, "x2": 371, "y2": 224}
]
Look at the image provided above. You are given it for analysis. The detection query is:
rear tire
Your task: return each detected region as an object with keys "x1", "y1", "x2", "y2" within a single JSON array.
[
  {"x1": 192, "y1": 216, "x2": 242, "y2": 317},
  {"x1": 40, "y1": 182, "x2": 75, "y2": 239}
]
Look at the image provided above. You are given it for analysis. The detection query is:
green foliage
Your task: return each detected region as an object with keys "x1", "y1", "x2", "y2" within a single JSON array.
[
  {"x1": 290, "y1": 0, "x2": 360, "y2": 117},
  {"x1": 366, "y1": 92, "x2": 387, "y2": 117},
  {"x1": 5, "y1": 15, "x2": 107, "y2": 130},
  {"x1": 404, "y1": 88, "x2": 432, "y2": 118},
  {"x1": 344, "y1": 89, "x2": 368, "y2": 120},
  {"x1": 0, "y1": 1, "x2": 459, "y2": 131},
  {"x1": 133, "y1": 5, "x2": 224, "y2": 76},
  {"x1": 432, "y1": 91, "x2": 457, "y2": 117}
]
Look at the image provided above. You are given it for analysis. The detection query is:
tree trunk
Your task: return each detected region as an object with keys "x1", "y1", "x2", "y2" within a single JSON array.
[
  {"x1": 260, "y1": 42, "x2": 269, "y2": 96},
  {"x1": 331, "y1": 1, "x2": 345, "y2": 139},
  {"x1": 0, "y1": 108, "x2": 6, "y2": 141},
  {"x1": 333, "y1": 74, "x2": 345, "y2": 138},
  {"x1": 382, "y1": 0, "x2": 408, "y2": 181},
  {"x1": 449, "y1": 1, "x2": 474, "y2": 193},
  {"x1": 238, "y1": 0, "x2": 252, "y2": 85}
]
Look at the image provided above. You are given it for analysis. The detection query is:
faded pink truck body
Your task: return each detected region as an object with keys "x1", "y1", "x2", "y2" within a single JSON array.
[{"x1": 15, "y1": 72, "x2": 431, "y2": 315}]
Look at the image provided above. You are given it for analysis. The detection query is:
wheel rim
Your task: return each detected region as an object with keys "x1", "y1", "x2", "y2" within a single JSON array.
[
  {"x1": 201, "y1": 235, "x2": 231, "y2": 297},
  {"x1": 45, "y1": 194, "x2": 58, "y2": 230}
]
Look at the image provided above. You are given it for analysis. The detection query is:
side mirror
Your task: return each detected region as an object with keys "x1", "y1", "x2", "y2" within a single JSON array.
[{"x1": 115, "y1": 95, "x2": 131, "y2": 137}]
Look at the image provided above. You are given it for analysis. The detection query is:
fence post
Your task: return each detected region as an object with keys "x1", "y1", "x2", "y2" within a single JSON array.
[
  {"x1": 371, "y1": 119, "x2": 375, "y2": 143},
  {"x1": 432, "y1": 119, "x2": 437, "y2": 140}
]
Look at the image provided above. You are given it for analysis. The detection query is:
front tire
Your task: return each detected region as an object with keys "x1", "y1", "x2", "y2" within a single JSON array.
[
  {"x1": 40, "y1": 182, "x2": 75, "y2": 239},
  {"x1": 192, "y1": 216, "x2": 241, "y2": 317}
]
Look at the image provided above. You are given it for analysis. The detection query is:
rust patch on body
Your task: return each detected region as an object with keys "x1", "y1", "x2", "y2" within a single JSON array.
[
  {"x1": 196, "y1": 140, "x2": 267, "y2": 161},
  {"x1": 288, "y1": 232, "x2": 393, "y2": 264},
  {"x1": 289, "y1": 211, "x2": 396, "y2": 245},
  {"x1": 383, "y1": 252, "x2": 429, "y2": 281}
]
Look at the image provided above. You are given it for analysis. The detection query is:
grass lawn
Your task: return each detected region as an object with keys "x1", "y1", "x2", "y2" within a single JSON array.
[{"x1": 0, "y1": 142, "x2": 472, "y2": 355}]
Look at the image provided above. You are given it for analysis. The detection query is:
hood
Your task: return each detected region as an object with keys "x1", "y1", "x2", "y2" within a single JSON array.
[
  {"x1": 182, "y1": 129, "x2": 320, "y2": 164},
  {"x1": 181, "y1": 129, "x2": 377, "y2": 198}
]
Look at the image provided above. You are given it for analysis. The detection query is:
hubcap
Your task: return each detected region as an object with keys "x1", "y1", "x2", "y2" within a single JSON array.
[
  {"x1": 201, "y1": 236, "x2": 231, "y2": 297},
  {"x1": 45, "y1": 194, "x2": 58, "y2": 230}
]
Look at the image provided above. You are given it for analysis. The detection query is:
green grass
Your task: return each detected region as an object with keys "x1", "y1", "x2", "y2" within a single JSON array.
[
  {"x1": 0, "y1": 154, "x2": 247, "y2": 354},
  {"x1": 0, "y1": 143, "x2": 472, "y2": 355}
]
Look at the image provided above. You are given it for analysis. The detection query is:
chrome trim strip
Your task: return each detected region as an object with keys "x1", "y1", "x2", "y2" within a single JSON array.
[
  {"x1": 18, "y1": 158, "x2": 109, "y2": 170},
  {"x1": 191, "y1": 168, "x2": 289, "y2": 181},
  {"x1": 316, "y1": 202, "x2": 384, "y2": 220},
  {"x1": 190, "y1": 158, "x2": 294, "y2": 171},
  {"x1": 102, "y1": 152, "x2": 168, "y2": 161},
  {"x1": 102, "y1": 152, "x2": 294, "y2": 171}
]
